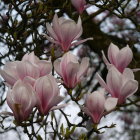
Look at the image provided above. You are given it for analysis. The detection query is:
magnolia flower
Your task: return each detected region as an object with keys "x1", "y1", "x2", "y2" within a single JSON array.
[
  {"x1": 96, "y1": 66, "x2": 138, "y2": 104},
  {"x1": 102, "y1": 43, "x2": 133, "y2": 73},
  {"x1": 44, "y1": 14, "x2": 93, "y2": 52},
  {"x1": 7, "y1": 80, "x2": 36, "y2": 121},
  {"x1": 0, "y1": 52, "x2": 52, "y2": 86},
  {"x1": 82, "y1": 90, "x2": 117, "y2": 124},
  {"x1": 54, "y1": 52, "x2": 89, "y2": 88},
  {"x1": 34, "y1": 75, "x2": 64, "y2": 115},
  {"x1": 71, "y1": 0, "x2": 86, "y2": 14},
  {"x1": 22, "y1": 52, "x2": 52, "y2": 77}
]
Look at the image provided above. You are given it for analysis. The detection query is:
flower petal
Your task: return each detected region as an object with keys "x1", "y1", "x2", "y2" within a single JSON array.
[
  {"x1": 95, "y1": 73, "x2": 109, "y2": 91},
  {"x1": 102, "y1": 51, "x2": 112, "y2": 69},
  {"x1": 106, "y1": 67, "x2": 122, "y2": 97},
  {"x1": 77, "y1": 57, "x2": 89, "y2": 80},
  {"x1": 108, "y1": 43, "x2": 119, "y2": 66},
  {"x1": 16, "y1": 61, "x2": 40, "y2": 80},
  {"x1": 0, "y1": 69, "x2": 17, "y2": 86},
  {"x1": 104, "y1": 97, "x2": 118, "y2": 111},
  {"x1": 72, "y1": 37, "x2": 93, "y2": 46},
  {"x1": 37, "y1": 60, "x2": 52, "y2": 76},
  {"x1": 120, "y1": 80, "x2": 138, "y2": 103},
  {"x1": 46, "y1": 23, "x2": 58, "y2": 41},
  {"x1": 63, "y1": 62, "x2": 79, "y2": 88},
  {"x1": 117, "y1": 46, "x2": 133, "y2": 72},
  {"x1": 123, "y1": 68, "x2": 134, "y2": 80},
  {"x1": 54, "y1": 59, "x2": 62, "y2": 76}
]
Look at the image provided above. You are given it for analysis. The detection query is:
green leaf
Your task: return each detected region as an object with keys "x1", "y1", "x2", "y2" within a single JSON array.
[
  {"x1": 60, "y1": 123, "x2": 65, "y2": 136},
  {"x1": 37, "y1": 135, "x2": 43, "y2": 140},
  {"x1": 70, "y1": 125, "x2": 76, "y2": 134}
]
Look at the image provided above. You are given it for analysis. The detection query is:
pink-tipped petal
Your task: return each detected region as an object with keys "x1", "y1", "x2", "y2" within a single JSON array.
[
  {"x1": 106, "y1": 67, "x2": 122, "y2": 97},
  {"x1": 108, "y1": 43, "x2": 119, "y2": 65},
  {"x1": 63, "y1": 62, "x2": 79, "y2": 88},
  {"x1": 35, "y1": 75, "x2": 61, "y2": 115},
  {"x1": 85, "y1": 92, "x2": 105, "y2": 124},
  {"x1": 117, "y1": 46, "x2": 133, "y2": 72}
]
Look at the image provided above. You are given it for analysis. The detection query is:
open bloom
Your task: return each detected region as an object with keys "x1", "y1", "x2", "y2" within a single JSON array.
[
  {"x1": 82, "y1": 90, "x2": 117, "y2": 124},
  {"x1": 34, "y1": 75, "x2": 64, "y2": 115},
  {"x1": 96, "y1": 66, "x2": 138, "y2": 104},
  {"x1": 44, "y1": 14, "x2": 93, "y2": 52},
  {"x1": 102, "y1": 43, "x2": 133, "y2": 73},
  {"x1": 7, "y1": 80, "x2": 36, "y2": 121},
  {"x1": 54, "y1": 52, "x2": 89, "y2": 88},
  {"x1": 71, "y1": 0, "x2": 86, "y2": 14},
  {"x1": 0, "y1": 52, "x2": 52, "y2": 86}
]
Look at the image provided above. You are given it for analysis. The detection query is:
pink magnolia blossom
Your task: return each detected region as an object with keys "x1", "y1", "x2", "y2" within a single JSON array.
[
  {"x1": 96, "y1": 66, "x2": 138, "y2": 104},
  {"x1": 7, "y1": 80, "x2": 36, "y2": 121},
  {"x1": 82, "y1": 90, "x2": 117, "y2": 124},
  {"x1": 22, "y1": 52, "x2": 52, "y2": 77},
  {"x1": 44, "y1": 14, "x2": 93, "y2": 52},
  {"x1": 34, "y1": 75, "x2": 64, "y2": 115},
  {"x1": 102, "y1": 43, "x2": 133, "y2": 73},
  {"x1": 54, "y1": 52, "x2": 89, "y2": 88},
  {"x1": 0, "y1": 52, "x2": 52, "y2": 86},
  {"x1": 71, "y1": 0, "x2": 86, "y2": 14}
]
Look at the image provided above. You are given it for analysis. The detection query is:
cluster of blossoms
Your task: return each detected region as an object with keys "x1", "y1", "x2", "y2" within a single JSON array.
[
  {"x1": 0, "y1": 14, "x2": 91, "y2": 122},
  {"x1": 83, "y1": 43, "x2": 138, "y2": 124},
  {"x1": 0, "y1": 51, "x2": 89, "y2": 121},
  {"x1": 0, "y1": 13, "x2": 139, "y2": 127}
]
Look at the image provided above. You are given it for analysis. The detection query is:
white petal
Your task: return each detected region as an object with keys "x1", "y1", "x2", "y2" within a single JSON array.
[
  {"x1": 123, "y1": 68, "x2": 134, "y2": 80},
  {"x1": 121, "y1": 80, "x2": 138, "y2": 98},
  {"x1": 102, "y1": 51, "x2": 112, "y2": 69},
  {"x1": 50, "y1": 104, "x2": 67, "y2": 111},
  {"x1": 54, "y1": 59, "x2": 62, "y2": 76},
  {"x1": 95, "y1": 73, "x2": 109, "y2": 91},
  {"x1": 0, "y1": 69, "x2": 17, "y2": 86},
  {"x1": 77, "y1": 57, "x2": 89, "y2": 79},
  {"x1": 104, "y1": 97, "x2": 118, "y2": 111},
  {"x1": 72, "y1": 37, "x2": 93, "y2": 46},
  {"x1": 37, "y1": 60, "x2": 52, "y2": 76},
  {"x1": 49, "y1": 96, "x2": 64, "y2": 111},
  {"x1": 46, "y1": 23, "x2": 58, "y2": 41}
]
